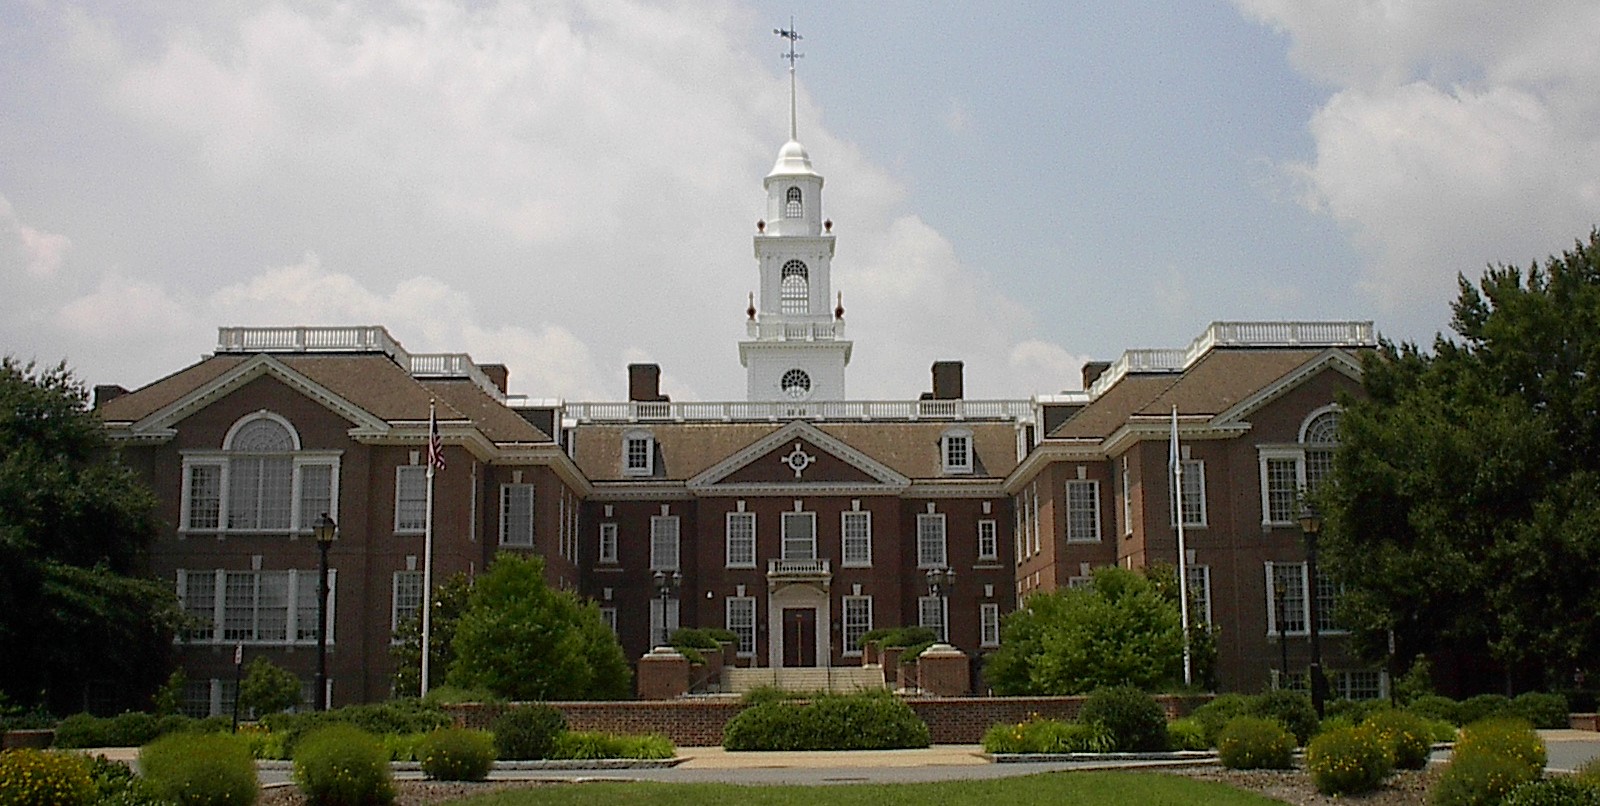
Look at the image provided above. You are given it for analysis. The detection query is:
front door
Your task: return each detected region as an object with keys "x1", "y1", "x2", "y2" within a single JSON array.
[{"x1": 782, "y1": 607, "x2": 817, "y2": 667}]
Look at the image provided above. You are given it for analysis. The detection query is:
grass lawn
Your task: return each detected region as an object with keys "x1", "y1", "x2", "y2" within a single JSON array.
[{"x1": 453, "y1": 771, "x2": 1281, "y2": 805}]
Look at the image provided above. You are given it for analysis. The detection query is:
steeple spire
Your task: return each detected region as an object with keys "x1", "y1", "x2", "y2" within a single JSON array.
[{"x1": 775, "y1": 18, "x2": 803, "y2": 142}]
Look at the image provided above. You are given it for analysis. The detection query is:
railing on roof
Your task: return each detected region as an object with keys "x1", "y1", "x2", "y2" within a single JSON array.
[
  {"x1": 564, "y1": 398, "x2": 1034, "y2": 423},
  {"x1": 217, "y1": 326, "x2": 408, "y2": 363},
  {"x1": 745, "y1": 318, "x2": 846, "y2": 341},
  {"x1": 409, "y1": 353, "x2": 505, "y2": 402},
  {"x1": 1086, "y1": 321, "x2": 1376, "y2": 399}
]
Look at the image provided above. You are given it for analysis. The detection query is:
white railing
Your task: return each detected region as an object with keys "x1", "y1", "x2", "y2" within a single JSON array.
[
  {"x1": 768, "y1": 558, "x2": 830, "y2": 576},
  {"x1": 1087, "y1": 321, "x2": 1376, "y2": 398},
  {"x1": 745, "y1": 318, "x2": 845, "y2": 341},
  {"x1": 563, "y1": 398, "x2": 1034, "y2": 423},
  {"x1": 409, "y1": 353, "x2": 504, "y2": 401},
  {"x1": 217, "y1": 326, "x2": 406, "y2": 363}
]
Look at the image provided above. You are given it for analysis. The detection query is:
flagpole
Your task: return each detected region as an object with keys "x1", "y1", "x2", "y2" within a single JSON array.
[
  {"x1": 1172, "y1": 405, "x2": 1193, "y2": 688},
  {"x1": 421, "y1": 399, "x2": 437, "y2": 698}
]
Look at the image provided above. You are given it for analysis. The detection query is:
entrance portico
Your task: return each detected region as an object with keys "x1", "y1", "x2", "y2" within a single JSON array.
[{"x1": 768, "y1": 569, "x2": 830, "y2": 668}]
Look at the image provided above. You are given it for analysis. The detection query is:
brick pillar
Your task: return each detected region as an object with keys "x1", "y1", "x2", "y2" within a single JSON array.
[
  {"x1": 917, "y1": 644, "x2": 971, "y2": 697},
  {"x1": 881, "y1": 647, "x2": 904, "y2": 686},
  {"x1": 638, "y1": 647, "x2": 691, "y2": 700}
]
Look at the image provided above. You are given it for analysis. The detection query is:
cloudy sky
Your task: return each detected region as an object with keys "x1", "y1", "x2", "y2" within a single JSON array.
[{"x1": 2, "y1": 1, "x2": 1596, "y2": 402}]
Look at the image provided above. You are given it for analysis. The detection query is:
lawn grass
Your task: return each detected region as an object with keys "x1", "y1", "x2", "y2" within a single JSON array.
[{"x1": 454, "y1": 771, "x2": 1280, "y2": 805}]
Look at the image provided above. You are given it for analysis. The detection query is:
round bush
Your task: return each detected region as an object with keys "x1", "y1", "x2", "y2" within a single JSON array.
[
  {"x1": 1509, "y1": 693, "x2": 1570, "y2": 730},
  {"x1": 1432, "y1": 751, "x2": 1541, "y2": 806},
  {"x1": 1410, "y1": 695, "x2": 1464, "y2": 725},
  {"x1": 723, "y1": 691, "x2": 929, "y2": 751},
  {"x1": 1252, "y1": 688, "x2": 1320, "y2": 745},
  {"x1": 1458, "y1": 694, "x2": 1512, "y2": 726},
  {"x1": 1191, "y1": 693, "x2": 1253, "y2": 747},
  {"x1": 0, "y1": 748, "x2": 96, "y2": 806},
  {"x1": 1503, "y1": 778, "x2": 1600, "y2": 806},
  {"x1": 1306, "y1": 725, "x2": 1394, "y2": 796},
  {"x1": 1077, "y1": 686, "x2": 1168, "y2": 752},
  {"x1": 293, "y1": 724, "x2": 395, "y2": 806},
  {"x1": 1216, "y1": 716, "x2": 1295, "y2": 770},
  {"x1": 1166, "y1": 717, "x2": 1208, "y2": 751},
  {"x1": 492, "y1": 705, "x2": 567, "y2": 760},
  {"x1": 1364, "y1": 708, "x2": 1435, "y2": 770},
  {"x1": 139, "y1": 732, "x2": 258, "y2": 806},
  {"x1": 417, "y1": 728, "x2": 494, "y2": 782},
  {"x1": 1456, "y1": 717, "x2": 1547, "y2": 771}
]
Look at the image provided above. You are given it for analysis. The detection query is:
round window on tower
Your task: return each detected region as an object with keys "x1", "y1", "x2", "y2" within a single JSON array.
[{"x1": 781, "y1": 369, "x2": 812, "y2": 399}]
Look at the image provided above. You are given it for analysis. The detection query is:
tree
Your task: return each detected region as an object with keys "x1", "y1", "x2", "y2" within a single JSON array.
[
  {"x1": 238, "y1": 657, "x2": 301, "y2": 716},
  {"x1": 390, "y1": 572, "x2": 473, "y2": 696},
  {"x1": 986, "y1": 566, "x2": 1186, "y2": 694},
  {"x1": 1324, "y1": 230, "x2": 1600, "y2": 691},
  {"x1": 446, "y1": 554, "x2": 631, "y2": 700},
  {"x1": 0, "y1": 358, "x2": 183, "y2": 713}
]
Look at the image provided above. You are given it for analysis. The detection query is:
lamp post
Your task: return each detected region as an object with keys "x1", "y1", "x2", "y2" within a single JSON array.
[
  {"x1": 652, "y1": 569, "x2": 681, "y2": 648},
  {"x1": 313, "y1": 512, "x2": 337, "y2": 711},
  {"x1": 925, "y1": 567, "x2": 956, "y2": 642},
  {"x1": 1275, "y1": 580, "x2": 1289, "y2": 688},
  {"x1": 1299, "y1": 504, "x2": 1326, "y2": 719}
]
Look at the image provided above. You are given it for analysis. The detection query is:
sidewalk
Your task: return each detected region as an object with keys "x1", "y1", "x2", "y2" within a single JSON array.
[{"x1": 675, "y1": 745, "x2": 989, "y2": 769}]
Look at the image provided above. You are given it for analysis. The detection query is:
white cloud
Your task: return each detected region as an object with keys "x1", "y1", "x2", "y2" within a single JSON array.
[{"x1": 0, "y1": 195, "x2": 71, "y2": 279}]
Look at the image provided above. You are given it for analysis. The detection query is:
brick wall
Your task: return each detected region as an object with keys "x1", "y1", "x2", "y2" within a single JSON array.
[{"x1": 445, "y1": 694, "x2": 1211, "y2": 746}]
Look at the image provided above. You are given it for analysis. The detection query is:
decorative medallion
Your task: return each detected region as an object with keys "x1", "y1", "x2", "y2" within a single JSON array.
[{"x1": 781, "y1": 442, "x2": 815, "y2": 478}]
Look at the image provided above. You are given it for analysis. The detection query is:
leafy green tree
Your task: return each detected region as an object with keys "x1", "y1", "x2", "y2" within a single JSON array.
[
  {"x1": 986, "y1": 566, "x2": 1185, "y2": 694},
  {"x1": 239, "y1": 658, "x2": 302, "y2": 716},
  {"x1": 446, "y1": 554, "x2": 631, "y2": 700},
  {"x1": 0, "y1": 358, "x2": 183, "y2": 713},
  {"x1": 1324, "y1": 230, "x2": 1600, "y2": 689},
  {"x1": 390, "y1": 572, "x2": 472, "y2": 696}
]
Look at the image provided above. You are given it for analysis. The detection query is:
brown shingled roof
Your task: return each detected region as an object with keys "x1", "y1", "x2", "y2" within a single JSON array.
[
  {"x1": 422, "y1": 380, "x2": 549, "y2": 443},
  {"x1": 96, "y1": 356, "x2": 246, "y2": 423}
]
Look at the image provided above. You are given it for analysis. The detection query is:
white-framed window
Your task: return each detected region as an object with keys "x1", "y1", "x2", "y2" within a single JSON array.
[
  {"x1": 918, "y1": 595, "x2": 948, "y2": 642},
  {"x1": 623, "y1": 430, "x2": 654, "y2": 476},
  {"x1": 392, "y1": 571, "x2": 423, "y2": 634},
  {"x1": 726, "y1": 597, "x2": 756, "y2": 656},
  {"x1": 178, "y1": 568, "x2": 332, "y2": 645},
  {"x1": 1258, "y1": 407, "x2": 1343, "y2": 526},
  {"x1": 1121, "y1": 456, "x2": 1133, "y2": 535},
  {"x1": 499, "y1": 484, "x2": 535, "y2": 546},
  {"x1": 599, "y1": 607, "x2": 618, "y2": 635},
  {"x1": 916, "y1": 512, "x2": 947, "y2": 568},
  {"x1": 650, "y1": 597, "x2": 680, "y2": 646},
  {"x1": 598, "y1": 523, "x2": 618, "y2": 564},
  {"x1": 1261, "y1": 453, "x2": 1301, "y2": 525},
  {"x1": 781, "y1": 511, "x2": 816, "y2": 560},
  {"x1": 1332, "y1": 669, "x2": 1385, "y2": 700},
  {"x1": 841, "y1": 511, "x2": 872, "y2": 567},
  {"x1": 1172, "y1": 459, "x2": 1207, "y2": 527},
  {"x1": 393, "y1": 466, "x2": 427, "y2": 533},
  {"x1": 1066, "y1": 480, "x2": 1101, "y2": 542},
  {"x1": 781, "y1": 260, "x2": 809, "y2": 314},
  {"x1": 941, "y1": 429, "x2": 973, "y2": 474},
  {"x1": 650, "y1": 515, "x2": 680, "y2": 570},
  {"x1": 780, "y1": 369, "x2": 811, "y2": 399},
  {"x1": 980, "y1": 603, "x2": 1001, "y2": 647},
  {"x1": 1265, "y1": 562, "x2": 1341, "y2": 636},
  {"x1": 977, "y1": 519, "x2": 999, "y2": 561},
  {"x1": 1185, "y1": 564, "x2": 1213, "y2": 624},
  {"x1": 842, "y1": 595, "x2": 873, "y2": 655},
  {"x1": 726, "y1": 512, "x2": 756, "y2": 568},
  {"x1": 784, "y1": 186, "x2": 802, "y2": 218},
  {"x1": 180, "y1": 413, "x2": 339, "y2": 535}
]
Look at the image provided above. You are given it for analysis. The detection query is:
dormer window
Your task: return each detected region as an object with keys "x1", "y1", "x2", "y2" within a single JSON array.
[
  {"x1": 623, "y1": 429, "x2": 654, "y2": 476},
  {"x1": 942, "y1": 429, "x2": 973, "y2": 474},
  {"x1": 785, "y1": 186, "x2": 802, "y2": 218},
  {"x1": 781, "y1": 260, "x2": 809, "y2": 315}
]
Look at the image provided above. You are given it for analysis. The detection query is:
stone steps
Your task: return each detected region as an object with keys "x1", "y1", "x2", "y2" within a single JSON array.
[{"x1": 726, "y1": 666, "x2": 887, "y2": 694}]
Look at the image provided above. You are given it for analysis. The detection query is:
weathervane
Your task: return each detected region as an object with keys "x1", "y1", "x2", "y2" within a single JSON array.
[{"x1": 774, "y1": 17, "x2": 803, "y2": 141}]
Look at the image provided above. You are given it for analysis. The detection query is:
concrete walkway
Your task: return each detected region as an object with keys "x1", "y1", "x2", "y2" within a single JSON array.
[{"x1": 676, "y1": 745, "x2": 989, "y2": 769}]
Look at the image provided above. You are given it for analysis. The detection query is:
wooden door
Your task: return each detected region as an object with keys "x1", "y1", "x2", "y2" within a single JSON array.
[{"x1": 782, "y1": 607, "x2": 817, "y2": 667}]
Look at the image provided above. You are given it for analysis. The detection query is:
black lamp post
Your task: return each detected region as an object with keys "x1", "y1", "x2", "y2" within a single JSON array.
[
  {"x1": 1275, "y1": 580, "x2": 1289, "y2": 687},
  {"x1": 925, "y1": 567, "x2": 957, "y2": 642},
  {"x1": 313, "y1": 512, "x2": 337, "y2": 711},
  {"x1": 652, "y1": 569, "x2": 681, "y2": 648},
  {"x1": 1299, "y1": 504, "x2": 1327, "y2": 719}
]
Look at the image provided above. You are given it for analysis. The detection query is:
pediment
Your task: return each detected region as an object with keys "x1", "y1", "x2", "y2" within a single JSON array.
[
  {"x1": 1211, "y1": 348, "x2": 1364, "y2": 429},
  {"x1": 687, "y1": 421, "x2": 910, "y2": 495},
  {"x1": 127, "y1": 354, "x2": 390, "y2": 439}
]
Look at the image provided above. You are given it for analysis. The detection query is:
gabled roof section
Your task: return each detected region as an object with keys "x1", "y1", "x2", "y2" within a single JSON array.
[
  {"x1": 423, "y1": 379, "x2": 549, "y2": 443},
  {"x1": 687, "y1": 421, "x2": 910, "y2": 495},
  {"x1": 1210, "y1": 347, "x2": 1364, "y2": 428}
]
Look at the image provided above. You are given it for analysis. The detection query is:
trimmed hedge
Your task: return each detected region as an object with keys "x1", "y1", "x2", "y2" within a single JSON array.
[
  {"x1": 1077, "y1": 686, "x2": 1169, "y2": 752},
  {"x1": 552, "y1": 731, "x2": 675, "y2": 760},
  {"x1": 417, "y1": 728, "x2": 494, "y2": 782},
  {"x1": 723, "y1": 690, "x2": 930, "y2": 751},
  {"x1": 260, "y1": 699, "x2": 450, "y2": 756},
  {"x1": 492, "y1": 704, "x2": 567, "y2": 761},
  {"x1": 1217, "y1": 716, "x2": 1295, "y2": 770},
  {"x1": 1305, "y1": 725, "x2": 1393, "y2": 796},
  {"x1": 139, "y1": 732, "x2": 258, "y2": 806},
  {"x1": 293, "y1": 724, "x2": 394, "y2": 806},
  {"x1": 1509, "y1": 693, "x2": 1569, "y2": 730},
  {"x1": 53, "y1": 712, "x2": 222, "y2": 748}
]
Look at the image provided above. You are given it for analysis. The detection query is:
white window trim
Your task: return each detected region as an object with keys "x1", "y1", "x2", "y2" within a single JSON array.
[
  {"x1": 499, "y1": 483, "x2": 535, "y2": 547},
  {"x1": 1065, "y1": 479, "x2": 1102, "y2": 543},
  {"x1": 916, "y1": 512, "x2": 948, "y2": 569},
  {"x1": 980, "y1": 602, "x2": 1001, "y2": 647},
  {"x1": 179, "y1": 451, "x2": 341, "y2": 536},
  {"x1": 1185, "y1": 564, "x2": 1212, "y2": 624},
  {"x1": 391, "y1": 570, "x2": 423, "y2": 636},
  {"x1": 941, "y1": 429, "x2": 974, "y2": 474},
  {"x1": 977, "y1": 519, "x2": 999, "y2": 561},
  {"x1": 598, "y1": 522, "x2": 618, "y2": 564},
  {"x1": 1171, "y1": 459, "x2": 1209, "y2": 528},
  {"x1": 841, "y1": 595, "x2": 873, "y2": 656},
  {"x1": 918, "y1": 595, "x2": 949, "y2": 642},
  {"x1": 726, "y1": 596, "x2": 756, "y2": 657},
  {"x1": 650, "y1": 515, "x2": 680, "y2": 571},
  {"x1": 599, "y1": 607, "x2": 618, "y2": 635},
  {"x1": 1258, "y1": 447, "x2": 1307, "y2": 527},
  {"x1": 781, "y1": 511, "x2": 817, "y2": 561},
  {"x1": 841, "y1": 510, "x2": 873, "y2": 568},
  {"x1": 1265, "y1": 561, "x2": 1308, "y2": 636},
  {"x1": 622, "y1": 429, "x2": 654, "y2": 477},
  {"x1": 177, "y1": 568, "x2": 335, "y2": 646},
  {"x1": 395, "y1": 465, "x2": 428, "y2": 534},
  {"x1": 726, "y1": 512, "x2": 757, "y2": 569},
  {"x1": 1122, "y1": 456, "x2": 1133, "y2": 536}
]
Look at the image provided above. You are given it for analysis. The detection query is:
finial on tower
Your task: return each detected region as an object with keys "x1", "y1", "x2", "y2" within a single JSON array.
[
  {"x1": 835, "y1": 291, "x2": 844, "y2": 321},
  {"x1": 748, "y1": 292, "x2": 757, "y2": 321},
  {"x1": 774, "y1": 17, "x2": 803, "y2": 142}
]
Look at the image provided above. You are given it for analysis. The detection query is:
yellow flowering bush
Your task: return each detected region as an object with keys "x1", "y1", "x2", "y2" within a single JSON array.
[
  {"x1": 1306, "y1": 725, "x2": 1393, "y2": 795},
  {"x1": 1363, "y1": 708, "x2": 1434, "y2": 769},
  {"x1": 416, "y1": 728, "x2": 494, "y2": 781},
  {"x1": 1432, "y1": 717, "x2": 1546, "y2": 806},
  {"x1": 0, "y1": 748, "x2": 96, "y2": 806},
  {"x1": 292, "y1": 724, "x2": 394, "y2": 806}
]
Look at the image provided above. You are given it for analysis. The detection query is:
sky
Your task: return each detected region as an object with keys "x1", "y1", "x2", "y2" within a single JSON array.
[{"x1": 2, "y1": 1, "x2": 1597, "y2": 402}]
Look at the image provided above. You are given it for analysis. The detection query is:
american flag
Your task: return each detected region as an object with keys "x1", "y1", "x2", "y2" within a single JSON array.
[{"x1": 427, "y1": 401, "x2": 446, "y2": 472}]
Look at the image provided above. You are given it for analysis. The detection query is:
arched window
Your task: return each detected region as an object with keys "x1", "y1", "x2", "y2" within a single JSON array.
[
  {"x1": 785, "y1": 186, "x2": 803, "y2": 218},
  {"x1": 781, "y1": 369, "x2": 812, "y2": 399},
  {"x1": 1301, "y1": 408, "x2": 1341, "y2": 490},
  {"x1": 781, "y1": 260, "x2": 809, "y2": 315},
  {"x1": 182, "y1": 412, "x2": 338, "y2": 534}
]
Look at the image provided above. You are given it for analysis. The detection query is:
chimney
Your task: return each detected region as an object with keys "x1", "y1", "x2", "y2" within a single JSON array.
[
  {"x1": 478, "y1": 363, "x2": 509, "y2": 394},
  {"x1": 628, "y1": 363, "x2": 669, "y2": 402},
  {"x1": 93, "y1": 384, "x2": 128, "y2": 409},
  {"x1": 1081, "y1": 361, "x2": 1111, "y2": 390},
  {"x1": 931, "y1": 361, "x2": 964, "y2": 401}
]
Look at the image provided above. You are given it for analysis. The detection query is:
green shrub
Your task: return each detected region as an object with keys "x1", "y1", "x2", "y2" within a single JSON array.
[
  {"x1": 1423, "y1": 718, "x2": 1461, "y2": 744},
  {"x1": 1456, "y1": 718, "x2": 1547, "y2": 771},
  {"x1": 1432, "y1": 751, "x2": 1541, "y2": 806},
  {"x1": 1363, "y1": 708, "x2": 1435, "y2": 770},
  {"x1": 1578, "y1": 755, "x2": 1600, "y2": 786},
  {"x1": 723, "y1": 690, "x2": 929, "y2": 751},
  {"x1": 1502, "y1": 778, "x2": 1600, "y2": 806},
  {"x1": 1326, "y1": 697, "x2": 1387, "y2": 725},
  {"x1": 1191, "y1": 693, "x2": 1253, "y2": 747},
  {"x1": 1411, "y1": 695, "x2": 1464, "y2": 725},
  {"x1": 377, "y1": 732, "x2": 426, "y2": 762},
  {"x1": 980, "y1": 717, "x2": 1114, "y2": 754},
  {"x1": 1252, "y1": 688, "x2": 1320, "y2": 745},
  {"x1": 52, "y1": 712, "x2": 184, "y2": 748},
  {"x1": 1077, "y1": 686, "x2": 1168, "y2": 752},
  {"x1": 551, "y1": 731, "x2": 675, "y2": 760},
  {"x1": 1216, "y1": 716, "x2": 1295, "y2": 770},
  {"x1": 1306, "y1": 725, "x2": 1394, "y2": 796},
  {"x1": 1509, "y1": 693, "x2": 1569, "y2": 729},
  {"x1": 139, "y1": 732, "x2": 258, "y2": 806},
  {"x1": 85, "y1": 754, "x2": 166, "y2": 806},
  {"x1": 292, "y1": 724, "x2": 395, "y2": 806},
  {"x1": 0, "y1": 748, "x2": 96, "y2": 806},
  {"x1": 1458, "y1": 694, "x2": 1513, "y2": 726},
  {"x1": 417, "y1": 728, "x2": 494, "y2": 781},
  {"x1": 263, "y1": 699, "x2": 451, "y2": 756},
  {"x1": 739, "y1": 685, "x2": 800, "y2": 706},
  {"x1": 420, "y1": 686, "x2": 502, "y2": 706},
  {"x1": 492, "y1": 704, "x2": 568, "y2": 760},
  {"x1": 1166, "y1": 717, "x2": 1208, "y2": 751}
]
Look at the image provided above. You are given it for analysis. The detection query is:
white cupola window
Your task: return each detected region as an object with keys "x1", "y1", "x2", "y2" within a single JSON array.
[
  {"x1": 781, "y1": 369, "x2": 812, "y2": 399},
  {"x1": 785, "y1": 186, "x2": 803, "y2": 218},
  {"x1": 781, "y1": 260, "x2": 809, "y2": 314}
]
